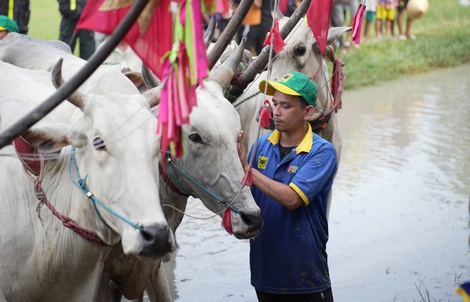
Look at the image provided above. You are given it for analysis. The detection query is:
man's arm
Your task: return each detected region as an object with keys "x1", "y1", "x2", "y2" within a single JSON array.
[{"x1": 237, "y1": 131, "x2": 304, "y2": 211}]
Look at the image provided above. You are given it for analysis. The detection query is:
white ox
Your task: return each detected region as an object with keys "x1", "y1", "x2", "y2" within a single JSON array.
[
  {"x1": 0, "y1": 34, "x2": 262, "y2": 301},
  {"x1": 0, "y1": 60, "x2": 174, "y2": 301},
  {"x1": 97, "y1": 42, "x2": 263, "y2": 302}
]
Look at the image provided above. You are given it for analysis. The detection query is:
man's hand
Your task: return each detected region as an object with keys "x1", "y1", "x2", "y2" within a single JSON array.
[{"x1": 237, "y1": 130, "x2": 249, "y2": 173}]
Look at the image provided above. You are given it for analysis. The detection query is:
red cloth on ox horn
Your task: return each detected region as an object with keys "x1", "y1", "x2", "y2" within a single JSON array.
[
  {"x1": 351, "y1": 4, "x2": 366, "y2": 45},
  {"x1": 221, "y1": 206, "x2": 233, "y2": 234},
  {"x1": 306, "y1": 0, "x2": 333, "y2": 56}
]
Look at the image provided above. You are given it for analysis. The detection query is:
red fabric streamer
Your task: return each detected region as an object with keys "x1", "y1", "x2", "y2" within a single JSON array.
[
  {"x1": 240, "y1": 167, "x2": 253, "y2": 187},
  {"x1": 306, "y1": 0, "x2": 333, "y2": 55},
  {"x1": 76, "y1": 0, "x2": 173, "y2": 79},
  {"x1": 221, "y1": 206, "x2": 233, "y2": 234},
  {"x1": 259, "y1": 100, "x2": 273, "y2": 128},
  {"x1": 351, "y1": 4, "x2": 366, "y2": 45},
  {"x1": 263, "y1": 19, "x2": 285, "y2": 53}
]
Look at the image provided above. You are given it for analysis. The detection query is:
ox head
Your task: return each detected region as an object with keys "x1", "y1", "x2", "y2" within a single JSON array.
[
  {"x1": 143, "y1": 43, "x2": 262, "y2": 240},
  {"x1": 41, "y1": 60, "x2": 175, "y2": 257},
  {"x1": 269, "y1": 20, "x2": 351, "y2": 121}
]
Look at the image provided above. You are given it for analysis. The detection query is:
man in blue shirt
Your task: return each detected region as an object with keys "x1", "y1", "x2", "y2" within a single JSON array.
[{"x1": 238, "y1": 71, "x2": 337, "y2": 302}]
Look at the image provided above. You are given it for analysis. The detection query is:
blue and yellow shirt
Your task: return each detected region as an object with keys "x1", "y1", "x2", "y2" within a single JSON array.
[{"x1": 248, "y1": 123, "x2": 337, "y2": 294}]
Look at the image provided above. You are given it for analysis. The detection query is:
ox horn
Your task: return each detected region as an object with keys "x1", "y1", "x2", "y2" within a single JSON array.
[
  {"x1": 204, "y1": 16, "x2": 216, "y2": 49},
  {"x1": 206, "y1": 0, "x2": 254, "y2": 69},
  {"x1": 51, "y1": 58, "x2": 86, "y2": 109},
  {"x1": 141, "y1": 64, "x2": 161, "y2": 89},
  {"x1": 225, "y1": 0, "x2": 312, "y2": 103},
  {"x1": 143, "y1": 84, "x2": 162, "y2": 109},
  {"x1": 208, "y1": 38, "x2": 245, "y2": 91}
]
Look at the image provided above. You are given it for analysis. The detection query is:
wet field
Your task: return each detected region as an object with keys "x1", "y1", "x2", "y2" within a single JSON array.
[{"x1": 148, "y1": 64, "x2": 470, "y2": 302}]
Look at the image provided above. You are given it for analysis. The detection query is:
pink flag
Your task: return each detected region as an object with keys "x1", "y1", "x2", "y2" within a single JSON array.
[{"x1": 351, "y1": 4, "x2": 366, "y2": 45}]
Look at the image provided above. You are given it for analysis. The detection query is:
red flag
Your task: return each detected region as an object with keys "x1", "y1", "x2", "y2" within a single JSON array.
[
  {"x1": 77, "y1": 0, "x2": 173, "y2": 79},
  {"x1": 306, "y1": 0, "x2": 333, "y2": 56},
  {"x1": 263, "y1": 19, "x2": 285, "y2": 53}
]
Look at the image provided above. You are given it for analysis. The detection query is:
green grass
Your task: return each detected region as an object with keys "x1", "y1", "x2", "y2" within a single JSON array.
[
  {"x1": 340, "y1": 0, "x2": 470, "y2": 89},
  {"x1": 27, "y1": 0, "x2": 470, "y2": 90},
  {"x1": 29, "y1": 0, "x2": 61, "y2": 40}
]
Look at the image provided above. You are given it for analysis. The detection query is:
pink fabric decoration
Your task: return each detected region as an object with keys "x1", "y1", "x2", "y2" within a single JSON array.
[{"x1": 351, "y1": 4, "x2": 366, "y2": 45}]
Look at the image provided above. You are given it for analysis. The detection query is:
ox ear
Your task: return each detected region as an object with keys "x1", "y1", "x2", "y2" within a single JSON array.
[
  {"x1": 51, "y1": 58, "x2": 87, "y2": 109},
  {"x1": 22, "y1": 123, "x2": 72, "y2": 152},
  {"x1": 0, "y1": 97, "x2": 71, "y2": 152},
  {"x1": 327, "y1": 27, "x2": 352, "y2": 46}
]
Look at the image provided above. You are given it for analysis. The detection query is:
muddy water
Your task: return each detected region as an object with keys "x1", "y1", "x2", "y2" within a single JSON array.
[{"x1": 155, "y1": 64, "x2": 470, "y2": 302}]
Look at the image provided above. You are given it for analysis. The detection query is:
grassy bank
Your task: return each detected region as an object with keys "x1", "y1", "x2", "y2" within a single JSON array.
[
  {"x1": 28, "y1": 0, "x2": 470, "y2": 90},
  {"x1": 337, "y1": 0, "x2": 470, "y2": 89}
]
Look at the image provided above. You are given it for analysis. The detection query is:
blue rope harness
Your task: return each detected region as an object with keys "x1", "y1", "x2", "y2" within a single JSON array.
[
  {"x1": 165, "y1": 153, "x2": 243, "y2": 215},
  {"x1": 68, "y1": 147, "x2": 144, "y2": 231}
]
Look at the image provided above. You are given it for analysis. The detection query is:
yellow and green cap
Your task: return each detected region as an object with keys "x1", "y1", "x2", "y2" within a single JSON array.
[
  {"x1": 259, "y1": 71, "x2": 317, "y2": 106},
  {"x1": 0, "y1": 15, "x2": 20, "y2": 33}
]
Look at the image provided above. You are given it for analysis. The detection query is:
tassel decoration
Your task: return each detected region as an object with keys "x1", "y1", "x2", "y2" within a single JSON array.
[{"x1": 221, "y1": 206, "x2": 233, "y2": 234}]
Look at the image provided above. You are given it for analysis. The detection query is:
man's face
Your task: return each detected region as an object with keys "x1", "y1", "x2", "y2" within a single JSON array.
[
  {"x1": 0, "y1": 31, "x2": 8, "y2": 40},
  {"x1": 271, "y1": 90, "x2": 313, "y2": 133}
]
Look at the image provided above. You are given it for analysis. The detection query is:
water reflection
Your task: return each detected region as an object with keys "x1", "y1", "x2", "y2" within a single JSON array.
[{"x1": 160, "y1": 64, "x2": 470, "y2": 302}]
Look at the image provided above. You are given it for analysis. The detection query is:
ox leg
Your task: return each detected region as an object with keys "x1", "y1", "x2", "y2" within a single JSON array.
[{"x1": 146, "y1": 263, "x2": 173, "y2": 302}]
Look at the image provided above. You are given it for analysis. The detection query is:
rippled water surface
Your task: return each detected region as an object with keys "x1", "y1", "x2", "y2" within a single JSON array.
[{"x1": 151, "y1": 64, "x2": 470, "y2": 302}]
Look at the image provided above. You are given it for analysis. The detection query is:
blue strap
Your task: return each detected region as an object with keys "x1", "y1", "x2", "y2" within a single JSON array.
[
  {"x1": 165, "y1": 153, "x2": 243, "y2": 215},
  {"x1": 68, "y1": 147, "x2": 144, "y2": 231}
]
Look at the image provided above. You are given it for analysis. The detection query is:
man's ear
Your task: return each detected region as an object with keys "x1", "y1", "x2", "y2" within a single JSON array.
[{"x1": 305, "y1": 105, "x2": 315, "y2": 120}]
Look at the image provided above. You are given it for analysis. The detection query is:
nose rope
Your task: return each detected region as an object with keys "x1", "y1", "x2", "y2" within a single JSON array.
[
  {"x1": 164, "y1": 153, "x2": 244, "y2": 216},
  {"x1": 68, "y1": 147, "x2": 144, "y2": 231}
]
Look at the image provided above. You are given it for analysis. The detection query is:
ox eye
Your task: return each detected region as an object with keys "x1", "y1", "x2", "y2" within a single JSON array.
[
  {"x1": 294, "y1": 46, "x2": 307, "y2": 56},
  {"x1": 188, "y1": 133, "x2": 203, "y2": 144},
  {"x1": 93, "y1": 137, "x2": 107, "y2": 151}
]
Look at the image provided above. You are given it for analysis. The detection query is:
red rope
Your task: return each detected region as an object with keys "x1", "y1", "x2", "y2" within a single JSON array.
[{"x1": 34, "y1": 179, "x2": 108, "y2": 246}]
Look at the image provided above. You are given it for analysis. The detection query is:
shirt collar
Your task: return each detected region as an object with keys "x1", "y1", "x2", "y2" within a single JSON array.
[{"x1": 267, "y1": 123, "x2": 313, "y2": 154}]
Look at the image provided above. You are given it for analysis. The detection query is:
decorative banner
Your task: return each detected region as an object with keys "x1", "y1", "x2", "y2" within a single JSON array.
[{"x1": 306, "y1": 0, "x2": 333, "y2": 56}]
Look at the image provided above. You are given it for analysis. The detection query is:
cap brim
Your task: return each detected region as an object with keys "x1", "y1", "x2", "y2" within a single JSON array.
[
  {"x1": 0, "y1": 26, "x2": 6, "y2": 31},
  {"x1": 259, "y1": 80, "x2": 302, "y2": 97}
]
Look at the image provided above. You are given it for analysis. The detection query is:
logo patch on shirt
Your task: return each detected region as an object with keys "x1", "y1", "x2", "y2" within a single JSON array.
[
  {"x1": 257, "y1": 156, "x2": 268, "y2": 169},
  {"x1": 288, "y1": 165, "x2": 299, "y2": 173}
]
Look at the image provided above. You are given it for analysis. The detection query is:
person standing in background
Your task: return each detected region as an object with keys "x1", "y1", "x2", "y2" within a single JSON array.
[
  {"x1": 397, "y1": 0, "x2": 416, "y2": 40},
  {"x1": 364, "y1": 0, "x2": 377, "y2": 41},
  {"x1": 0, "y1": 0, "x2": 30, "y2": 34},
  {"x1": 245, "y1": 0, "x2": 274, "y2": 56},
  {"x1": 58, "y1": 0, "x2": 95, "y2": 60},
  {"x1": 375, "y1": 0, "x2": 397, "y2": 38}
]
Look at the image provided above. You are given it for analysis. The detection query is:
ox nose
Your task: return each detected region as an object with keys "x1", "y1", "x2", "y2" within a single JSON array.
[
  {"x1": 241, "y1": 213, "x2": 263, "y2": 234},
  {"x1": 139, "y1": 225, "x2": 173, "y2": 257}
]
